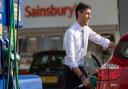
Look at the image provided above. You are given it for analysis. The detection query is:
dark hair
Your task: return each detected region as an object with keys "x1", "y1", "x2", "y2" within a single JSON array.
[{"x1": 75, "y1": 2, "x2": 91, "y2": 19}]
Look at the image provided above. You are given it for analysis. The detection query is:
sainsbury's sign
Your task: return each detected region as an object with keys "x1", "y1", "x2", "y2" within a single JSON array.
[{"x1": 25, "y1": 4, "x2": 76, "y2": 18}]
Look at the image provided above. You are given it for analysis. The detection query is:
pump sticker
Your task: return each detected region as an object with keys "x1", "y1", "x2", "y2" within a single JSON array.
[
  {"x1": 0, "y1": 1, "x2": 2, "y2": 12},
  {"x1": 0, "y1": 13, "x2": 1, "y2": 19},
  {"x1": 0, "y1": 24, "x2": 2, "y2": 38},
  {"x1": 14, "y1": 3, "x2": 21, "y2": 21}
]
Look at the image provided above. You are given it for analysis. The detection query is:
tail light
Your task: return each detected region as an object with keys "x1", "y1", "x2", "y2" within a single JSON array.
[{"x1": 98, "y1": 63, "x2": 124, "y2": 80}]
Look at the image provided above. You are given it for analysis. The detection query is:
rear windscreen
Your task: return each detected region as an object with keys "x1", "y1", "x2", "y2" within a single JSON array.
[
  {"x1": 33, "y1": 53, "x2": 65, "y2": 66},
  {"x1": 114, "y1": 41, "x2": 128, "y2": 59}
]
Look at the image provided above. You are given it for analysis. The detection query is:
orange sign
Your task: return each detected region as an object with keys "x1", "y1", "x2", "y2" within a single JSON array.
[{"x1": 25, "y1": 4, "x2": 76, "y2": 18}]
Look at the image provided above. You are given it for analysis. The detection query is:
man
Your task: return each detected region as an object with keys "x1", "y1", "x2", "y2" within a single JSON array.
[{"x1": 64, "y1": 2, "x2": 116, "y2": 89}]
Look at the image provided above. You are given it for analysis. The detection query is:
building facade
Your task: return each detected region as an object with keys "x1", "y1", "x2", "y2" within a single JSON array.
[{"x1": 19, "y1": 0, "x2": 119, "y2": 64}]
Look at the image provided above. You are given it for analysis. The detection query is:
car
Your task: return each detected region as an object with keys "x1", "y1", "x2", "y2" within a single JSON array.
[
  {"x1": 29, "y1": 50, "x2": 101, "y2": 89},
  {"x1": 97, "y1": 33, "x2": 128, "y2": 89}
]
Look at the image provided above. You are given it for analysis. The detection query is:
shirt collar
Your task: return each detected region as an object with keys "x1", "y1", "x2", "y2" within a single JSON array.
[
  {"x1": 74, "y1": 21, "x2": 83, "y2": 31},
  {"x1": 74, "y1": 21, "x2": 88, "y2": 31}
]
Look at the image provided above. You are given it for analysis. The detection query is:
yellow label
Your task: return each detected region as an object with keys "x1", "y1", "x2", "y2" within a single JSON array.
[
  {"x1": 0, "y1": 24, "x2": 2, "y2": 39},
  {"x1": 42, "y1": 76, "x2": 58, "y2": 83}
]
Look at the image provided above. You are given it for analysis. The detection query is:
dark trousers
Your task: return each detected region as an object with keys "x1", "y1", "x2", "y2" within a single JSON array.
[{"x1": 64, "y1": 66, "x2": 88, "y2": 89}]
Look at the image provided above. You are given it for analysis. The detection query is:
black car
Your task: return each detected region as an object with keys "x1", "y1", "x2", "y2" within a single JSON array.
[{"x1": 30, "y1": 50, "x2": 101, "y2": 89}]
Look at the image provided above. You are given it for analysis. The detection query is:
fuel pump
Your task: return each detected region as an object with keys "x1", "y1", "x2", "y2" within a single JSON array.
[
  {"x1": 0, "y1": 0, "x2": 42, "y2": 89},
  {"x1": 2, "y1": 0, "x2": 23, "y2": 89},
  {"x1": 0, "y1": 0, "x2": 5, "y2": 74}
]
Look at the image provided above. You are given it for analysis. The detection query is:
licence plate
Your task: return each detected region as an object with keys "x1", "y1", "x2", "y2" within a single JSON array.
[{"x1": 42, "y1": 76, "x2": 58, "y2": 83}]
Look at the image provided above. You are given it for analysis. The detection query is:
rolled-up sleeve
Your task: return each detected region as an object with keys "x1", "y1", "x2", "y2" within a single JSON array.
[
  {"x1": 89, "y1": 30, "x2": 110, "y2": 50},
  {"x1": 64, "y1": 30, "x2": 78, "y2": 68}
]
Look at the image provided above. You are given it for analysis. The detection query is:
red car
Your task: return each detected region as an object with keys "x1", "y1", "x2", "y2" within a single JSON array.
[{"x1": 97, "y1": 33, "x2": 128, "y2": 89}]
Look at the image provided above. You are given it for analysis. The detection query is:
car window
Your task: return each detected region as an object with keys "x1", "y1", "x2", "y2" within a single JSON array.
[
  {"x1": 34, "y1": 55, "x2": 48, "y2": 66},
  {"x1": 114, "y1": 41, "x2": 128, "y2": 59},
  {"x1": 47, "y1": 54, "x2": 64, "y2": 65},
  {"x1": 34, "y1": 53, "x2": 65, "y2": 66},
  {"x1": 41, "y1": 55, "x2": 48, "y2": 64}
]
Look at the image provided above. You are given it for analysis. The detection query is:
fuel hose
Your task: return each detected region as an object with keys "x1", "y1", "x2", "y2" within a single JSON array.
[{"x1": 6, "y1": 0, "x2": 20, "y2": 89}]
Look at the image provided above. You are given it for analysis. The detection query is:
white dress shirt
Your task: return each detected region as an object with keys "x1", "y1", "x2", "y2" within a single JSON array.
[{"x1": 64, "y1": 22, "x2": 110, "y2": 68}]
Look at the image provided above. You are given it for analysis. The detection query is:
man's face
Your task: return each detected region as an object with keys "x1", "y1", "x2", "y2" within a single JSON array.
[{"x1": 79, "y1": 8, "x2": 91, "y2": 26}]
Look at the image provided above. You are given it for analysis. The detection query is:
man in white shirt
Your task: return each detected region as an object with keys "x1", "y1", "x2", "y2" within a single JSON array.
[{"x1": 64, "y1": 2, "x2": 116, "y2": 89}]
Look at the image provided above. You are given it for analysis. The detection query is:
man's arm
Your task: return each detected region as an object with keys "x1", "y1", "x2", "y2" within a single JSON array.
[
  {"x1": 89, "y1": 30, "x2": 116, "y2": 50},
  {"x1": 72, "y1": 67, "x2": 90, "y2": 87},
  {"x1": 72, "y1": 67, "x2": 84, "y2": 79}
]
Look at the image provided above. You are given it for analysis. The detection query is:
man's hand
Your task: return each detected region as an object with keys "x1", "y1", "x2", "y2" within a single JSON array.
[
  {"x1": 72, "y1": 67, "x2": 93, "y2": 89},
  {"x1": 109, "y1": 42, "x2": 116, "y2": 49},
  {"x1": 82, "y1": 77, "x2": 90, "y2": 86},
  {"x1": 82, "y1": 77, "x2": 93, "y2": 89}
]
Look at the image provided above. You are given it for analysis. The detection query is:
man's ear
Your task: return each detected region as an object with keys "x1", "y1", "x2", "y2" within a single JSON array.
[{"x1": 78, "y1": 11, "x2": 82, "y2": 17}]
